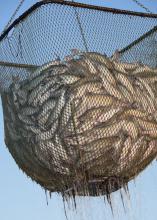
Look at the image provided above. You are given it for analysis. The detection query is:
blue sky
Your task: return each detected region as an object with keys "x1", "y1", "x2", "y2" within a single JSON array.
[{"x1": 0, "y1": 1, "x2": 157, "y2": 220}]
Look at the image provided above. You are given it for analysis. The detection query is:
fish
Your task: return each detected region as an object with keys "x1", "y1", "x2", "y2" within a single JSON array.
[
  {"x1": 77, "y1": 108, "x2": 104, "y2": 132},
  {"x1": 95, "y1": 107, "x2": 122, "y2": 124},
  {"x1": 32, "y1": 84, "x2": 58, "y2": 107},
  {"x1": 113, "y1": 61, "x2": 127, "y2": 74},
  {"x1": 6, "y1": 122, "x2": 21, "y2": 141},
  {"x1": 135, "y1": 80, "x2": 155, "y2": 113},
  {"x1": 25, "y1": 75, "x2": 46, "y2": 91},
  {"x1": 123, "y1": 120, "x2": 139, "y2": 140},
  {"x1": 137, "y1": 119, "x2": 157, "y2": 138},
  {"x1": 80, "y1": 137, "x2": 117, "y2": 155},
  {"x1": 101, "y1": 76, "x2": 124, "y2": 100},
  {"x1": 80, "y1": 139, "x2": 114, "y2": 165},
  {"x1": 38, "y1": 90, "x2": 52, "y2": 106},
  {"x1": 76, "y1": 94, "x2": 115, "y2": 118},
  {"x1": 37, "y1": 99, "x2": 56, "y2": 124},
  {"x1": 138, "y1": 78, "x2": 155, "y2": 99},
  {"x1": 28, "y1": 84, "x2": 45, "y2": 105},
  {"x1": 20, "y1": 106, "x2": 39, "y2": 116},
  {"x1": 35, "y1": 120, "x2": 58, "y2": 141},
  {"x1": 46, "y1": 91, "x2": 65, "y2": 127},
  {"x1": 84, "y1": 58, "x2": 98, "y2": 74},
  {"x1": 17, "y1": 89, "x2": 27, "y2": 105},
  {"x1": 118, "y1": 136, "x2": 146, "y2": 175},
  {"x1": 98, "y1": 65, "x2": 116, "y2": 85},
  {"x1": 65, "y1": 120, "x2": 126, "y2": 145},
  {"x1": 134, "y1": 86, "x2": 151, "y2": 113},
  {"x1": 142, "y1": 92, "x2": 156, "y2": 113},
  {"x1": 116, "y1": 73, "x2": 135, "y2": 96},
  {"x1": 29, "y1": 59, "x2": 62, "y2": 80},
  {"x1": 84, "y1": 52, "x2": 114, "y2": 70},
  {"x1": 73, "y1": 81, "x2": 103, "y2": 98},
  {"x1": 132, "y1": 65, "x2": 157, "y2": 76},
  {"x1": 117, "y1": 62, "x2": 139, "y2": 72},
  {"x1": 54, "y1": 135, "x2": 68, "y2": 160},
  {"x1": 7, "y1": 103, "x2": 16, "y2": 122},
  {"x1": 60, "y1": 98, "x2": 73, "y2": 129},
  {"x1": 118, "y1": 85, "x2": 134, "y2": 103},
  {"x1": 59, "y1": 74, "x2": 80, "y2": 85},
  {"x1": 118, "y1": 137, "x2": 132, "y2": 165},
  {"x1": 122, "y1": 109, "x2": 149, "y2": 119},
  {"x1": 66, "y1": 59, "x2": 88, "y2": 77},
  {"x1": 143, "y1": 76, "x2": 157, "y2": 84},
  {"x1": 18, "y1": 113, "x2": 34, "y2": 125},
  {"x1": 24, "y1": 125, "x2": 41, "y2": 134},
  {"x1": 139, "y1": 140, "x2": 157, "y2": 163}
]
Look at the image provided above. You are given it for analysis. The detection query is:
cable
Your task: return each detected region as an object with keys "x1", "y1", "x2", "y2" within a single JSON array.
[
  {"x1": 131, "y1": 0, "x2": 152, "y2": 14},
  {"x1": 1, "y1": 0, "x2": 25, "y2": 35}
]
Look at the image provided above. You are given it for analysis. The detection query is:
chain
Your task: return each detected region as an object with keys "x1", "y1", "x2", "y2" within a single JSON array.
[
  {"x1": 131, "y1": 0, "x2": 152, "y2": 14},
  {"x1": 2, "y1": 0, "x2": 25, "y2": 35}
]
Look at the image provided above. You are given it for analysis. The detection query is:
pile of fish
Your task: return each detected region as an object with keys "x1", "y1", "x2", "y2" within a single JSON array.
[{"x1": 2, "y1": 51, "x2": 157, "y2": 196}]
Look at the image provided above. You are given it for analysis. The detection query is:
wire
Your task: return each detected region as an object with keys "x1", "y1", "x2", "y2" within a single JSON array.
[
  {"x1": 1, "y1": 0, "x2": 25, "y2": 36},
  {"x1": 131, "y1": 0, "x2": 152, "y2": 14}
]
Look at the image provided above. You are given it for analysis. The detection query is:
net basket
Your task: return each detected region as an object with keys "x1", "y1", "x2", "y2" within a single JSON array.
[{"x1": 0, "y1": 0, "x2": 157, "y2": 199}]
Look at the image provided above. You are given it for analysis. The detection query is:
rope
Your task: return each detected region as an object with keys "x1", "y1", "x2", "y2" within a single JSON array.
[
  {"x1": 72, "y1": 0, "x2": 89, "y2": 52},
  {"x1": 1, "y1": 0, "x2": 25, "y2": 35},
  {"x1": 131, "y1": 0, "x2": 152, "y2": 14}
]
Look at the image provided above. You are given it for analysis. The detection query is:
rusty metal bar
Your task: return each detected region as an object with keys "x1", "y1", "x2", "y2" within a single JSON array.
[{"x1": 0, "y1": 61, "x2": 39, "y2": 69}]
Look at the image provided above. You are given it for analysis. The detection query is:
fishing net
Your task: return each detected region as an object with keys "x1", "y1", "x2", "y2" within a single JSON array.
[{"x1": 0, "y1": 1, "x2": 157, "y2": 201}]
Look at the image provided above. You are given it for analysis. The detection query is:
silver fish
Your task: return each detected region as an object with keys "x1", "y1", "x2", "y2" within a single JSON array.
[
  {"x1": 24, "y1": 125, "x2": 41, "y2": 134},
  {"x1": 29, "y1": 60, "x2": 62, "y2": 80},
  {"x1": 25, "y1": 75, "x2": 46, "y2": 91},
  {"x1": 84, "y1": 58, "x2": 98, "y2": 74},
  {"x1": 118, "y1": 85, "x2": 133, "y2": 103},
  {"x1": 132, "y1": 65, "x2": 156, "y2": 75},
  {"x1": 36, "y1": 120, "x2": 58, "y2": 141},
  {"x1": 140, "y1": 140, "x2": 157, "y2": 163},
  {"x1": 21, "y1": 106, "x2": 39, "y2": 116},
  {"x1": 18, "y1": 113, "x2": 34, "y2": 125},
  {"x1": 28, "y1": 84, "x2": 44, "y2": 106},
  {"x1": 59, "y1": 74, "x2": 80, "y2": 85},
  {"x1": 116, "y1": 73, "x2": 135, "y2": 96},
  {"x1": 46, "y1": 91, "x2": 65, "y2": 127},
  {"x1": 37, "y1": 100, "x2": 56, "y2": 125},
  {"x1": 138, "y1": 78, "x2": 154, "y2": 98},
  {"x1": 113, "y1": 61, "x2": 127, "y2": 74},
  {"x1": 17, "y1": 89, "x2": 27, "y2": 105},
  {"x1": 120, "y1": 137, "x2": 146, "y2": 174},
  {"x1": 101, "y1": 76, "x2": 124, "y2": 100},
  {"x1": 99, "y1": 65, "x2": 116, "y2": 85},
  {"x1": 66, "y1": 120, "x2": 126, "y2": 145},
  {"x1": 84, "y1": 52, "x2": 114, "y2": 70},
  {"x1": 6, "y1": 122, "x2": 21, "y2": 140}
]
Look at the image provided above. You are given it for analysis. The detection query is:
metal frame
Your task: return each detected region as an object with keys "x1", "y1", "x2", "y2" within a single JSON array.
[
  {"x1": 0, "y1": 61, "x2": 38, "y2": 69},
  {"x1": 0, "y1": 0, "x2": 157, "y2": 42},
  {"x1": 120, "y1": 25, "x2": 157, "y2": 54}
]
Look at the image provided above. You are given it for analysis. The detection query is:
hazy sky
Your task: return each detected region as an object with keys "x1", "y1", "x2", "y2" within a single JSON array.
[{"x1": 0, "y1": 1, "x2": 157, "y2": 220}]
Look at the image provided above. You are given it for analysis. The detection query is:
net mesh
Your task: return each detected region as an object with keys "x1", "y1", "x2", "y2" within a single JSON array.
[{"x1": 0, "y1": 1, "x2": 157, "y2": 201}]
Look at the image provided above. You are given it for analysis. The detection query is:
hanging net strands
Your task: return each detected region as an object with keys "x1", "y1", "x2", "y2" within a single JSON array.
[{"x1": 0, "y1": 0, "x2": 157, "y2": 207}]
